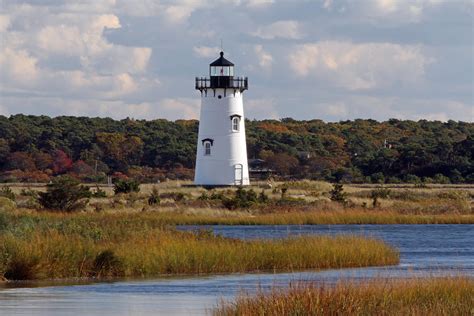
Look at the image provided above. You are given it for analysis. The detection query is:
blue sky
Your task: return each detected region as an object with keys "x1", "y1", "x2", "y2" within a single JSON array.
[{"x1": 0, "y1": 0, "x2": 472, "y2": 121}]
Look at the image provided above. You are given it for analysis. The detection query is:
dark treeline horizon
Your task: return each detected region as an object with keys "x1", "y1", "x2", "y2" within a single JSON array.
[{"x1": 0, "y1": 114, "x2": 472, "y2": 183}]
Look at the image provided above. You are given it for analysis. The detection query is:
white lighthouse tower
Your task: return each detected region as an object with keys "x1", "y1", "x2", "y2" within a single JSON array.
[{"x1": 194, "y1": 51, "x2": 250, "y2": 186}]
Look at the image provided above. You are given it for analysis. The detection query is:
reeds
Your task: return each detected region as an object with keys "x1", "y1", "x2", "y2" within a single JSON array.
[
  {"x1": 215, "y1": 277, "x2": 474, "y2": 315},
  {"x1": 150, "y1": 210, "x2": 474, "y2": 225},
  {"x1": 0, "y1": 211, "x2": 399, "y2": 280}
]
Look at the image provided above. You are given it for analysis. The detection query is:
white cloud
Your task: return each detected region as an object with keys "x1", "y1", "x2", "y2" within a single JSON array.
[
  {"x1": 0, "y1": 14, "x2": 11, "y2": 32},
  {"x1": 193, "y1": 46, "x2": 220, "y2": 58},
  {"x1": 288, "y1": 41, "x2": 431, "y2": 90},
  {"x1": 246, "y1": 0, "x2": 274, "y2": 8},
  {"x1": 254, "y1": 45, "x2": 273, "y2": 70},
  {"x1": 322, "y1": 0, "x2": 333, "y2": 10},
  {"x1": 252, "y1": 20, "x2": 302, "y2": 40},
  {"x1": 245, "y1": 98, "x2": 279, "y2": 119},
  {"x1": 159, "y1": 98, "x2": 200, "y2": 120},
  {"x1": 0, "y1": 5, "x2": 155, "y2": 108},
  {"x1": 325, "y1": 103, "x2": 348, "y2": 116},
  {"x1": 0, "y1": 48, "x2": 39, "y2": 85},
  {"x1": 364, "y1": 0, "x2": 454, "y2": 23},
  {"x1": 0, "y1": 104, "x2": 10, "y2": 116},
  {"x1": 304, "y1": 96, "x2": 472, "y2": 122}
]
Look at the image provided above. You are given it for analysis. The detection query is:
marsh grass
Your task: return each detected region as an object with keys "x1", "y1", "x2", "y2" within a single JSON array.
[
  {"x1": 130, "y1": 209, "x2": 474, "y2": 225},
  {"x1": 0, "y1": 211, "x2": 399, "y2": 280},
  {"x1": 215, "y1": 277, "x2": 474, "y2": 316}
]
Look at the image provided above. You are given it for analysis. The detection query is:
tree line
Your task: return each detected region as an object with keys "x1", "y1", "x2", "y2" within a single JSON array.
[{"x1": 0, "y1": 114, "x2": 472, "y2": 183}]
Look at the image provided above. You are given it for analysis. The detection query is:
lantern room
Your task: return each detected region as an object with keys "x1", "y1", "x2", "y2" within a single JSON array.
[
  {"x1": 195, "y1": 51, "x2": 248, "y2": 92},
  {"x1": 209, "y1": 52, "x2": 234, "y2": 77}
]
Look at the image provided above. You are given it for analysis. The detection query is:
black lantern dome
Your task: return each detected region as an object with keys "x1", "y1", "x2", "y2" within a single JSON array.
[
  {"x1": 210, "y1": 51, "x2": 234, "y2": 67},
  {"x1": 196, "y1": 51, "x2": 248, "y2": 94}
]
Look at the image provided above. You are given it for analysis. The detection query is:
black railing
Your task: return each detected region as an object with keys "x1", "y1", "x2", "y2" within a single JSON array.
[{"x1": 195, "y1": 77, "x2": 248, "y2": 91}]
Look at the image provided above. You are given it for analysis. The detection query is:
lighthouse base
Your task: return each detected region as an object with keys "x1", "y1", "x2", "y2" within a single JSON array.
[{"x1": 194, "y1": 159, "x2": 250, "y2": 186}]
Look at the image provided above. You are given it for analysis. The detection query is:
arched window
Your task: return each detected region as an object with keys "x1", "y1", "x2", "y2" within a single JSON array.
[
  {"x1": 204, "y1": 142, "x2": 211, "y2": 155},
  {"x1": 232, "y1": 117, "x2": 240, "y2": 132},
  {"x1": 230, "y1": 115, "x2": 241, "y2": 132},
  {"x1": 201, "y1": 138, "x2": 214, "y2": 156}
]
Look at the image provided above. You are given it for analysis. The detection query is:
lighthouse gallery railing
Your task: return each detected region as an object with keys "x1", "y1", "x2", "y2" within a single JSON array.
[{"x1": 195, "y1": 77, "x2": 248, "y2": 91}]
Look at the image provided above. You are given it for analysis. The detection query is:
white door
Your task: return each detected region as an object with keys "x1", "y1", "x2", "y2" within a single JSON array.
[{"x1": 234, "y1": 164, "x2": 243, "y2": 185}]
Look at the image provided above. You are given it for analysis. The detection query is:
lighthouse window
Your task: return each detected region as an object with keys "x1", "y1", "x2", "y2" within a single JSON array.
[
  {"x1": 204, "y1": 142, "x2": 211, "y2": 156},
  {"x1": 232, "y1": 117, "x2": 240, "y2": 132},
  {"x1": 210, "y1": 66, "x2": 233, "y2": 76}
]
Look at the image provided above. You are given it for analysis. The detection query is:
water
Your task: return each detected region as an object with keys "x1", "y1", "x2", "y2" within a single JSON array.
[{"x1": 0, "y1": 224, "x2": 472, "y2": 315}]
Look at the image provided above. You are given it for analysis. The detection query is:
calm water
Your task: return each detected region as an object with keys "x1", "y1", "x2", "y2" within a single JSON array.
[{"x1": 0, "y1": 224, "x2": 472, "y2": 316}]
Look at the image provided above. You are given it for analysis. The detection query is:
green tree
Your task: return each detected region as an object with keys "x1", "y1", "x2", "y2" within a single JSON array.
[{"x1": 38, "y1": 176, "x2": 91, "y2": 211}]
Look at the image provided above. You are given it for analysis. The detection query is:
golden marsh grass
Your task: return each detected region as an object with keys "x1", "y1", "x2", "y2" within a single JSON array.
[
  {"x1": 0, "y1": 211, "x2": 399, "y2": 281},
  {"x1": 215, "y1": 277, "x2": 474, "y2": 316}
]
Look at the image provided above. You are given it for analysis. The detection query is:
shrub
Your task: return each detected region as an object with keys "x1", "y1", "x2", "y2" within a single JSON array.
[
  {"x1": 0, "y1": 197, "x2": 16, "y2": 212},
  {"x1": 114, "y1": 179, "x2": 140, "y2": 194},
  {"x1": 38, "y1": 176, "x2": 91, "y2": 211},
  {"x1": 258, "y1": 190, "x2": 269, "y2": 203},
  {"x1": 20, "y1": 188, "x2": 38, "y2": 198},
  {"x1": 433, "y1": 173, "x2": 451, "y2": 184},
  {"x1": 148, "y1": 186, "x2": 160, "y2": 205},
  {"x1": 370, "y1": 172, "x2": 385, "y2": 184},
  {"x1": 222, "y1": 187, "x2": 259, "y2": 210},
  {"x1": 91, "y1": 186, "x2": 107, "y2": 198},
  {"x1": 405, "y1": 174, "x2": 421, "y2": 184},
  {"x1": 160, "y1": 191, "x2": 186, "y2": 202},
  {"x1": 4, "y1": 256, "x2": 40, "y2": 280},
  {"x1": 371, "y1": 187, "x2": 391, "y2": 199},
  {"x1": 0, "y1": 186, "x2": 15, "y2": 201},
  {"x1": 92, "y1": 250, "x2": 124, "y2": 278},
  {"x1": 330, "y1": 183, "x2": 347, "y2": 203},
  {"x1": 370, "y1": 187, "x2": 391, "y2": 208}
]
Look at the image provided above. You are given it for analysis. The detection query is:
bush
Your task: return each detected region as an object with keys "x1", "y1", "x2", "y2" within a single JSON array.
[
  {"x1": 370, "y1": 188, "x2": 391, "y2": 208},
  {"x1": 38, "y1": 176, "x2": 91, "y2": 211},
  {"x1": 20, "y1": 188, "x2": 38, "y2": 198},
  {"x1": 0, "y1": 186, "x2": 15, "y2": 201},
  {"x1": 148, "y1": 187, "x2": 160, "y2": 205},
  {"x1": 4, "y1": 256, "x2": 40, "y2": 280},
  {"x1": 222, "y1": 187, "x2": 259, "y2": 210},
  {"x1": 433, "y1": 173, "x2": 451, "y2": 184},
  {"x1": 258, "y1": 190, "x2": 269, "y2": 203},
  {"x1": 92, "y1": 250, "x2": 124, "y2": 278},
  {"x1": 114, "y1": 179, "x2": 140, "y2": 194},
  {"x1": 0, "y1": 197, "x2": 16, "y2": 212},
  {"x1": 160, "y1": 191, "x2": 186, "y2": 202},
  {"x1": 405, "y1": 174, "x2": 421, "y2": 184},
  {"x1": 370, "y1": 172, "x2": 385, "y2": 184},
  {"x1": 329, "y1": 184, "x2": 347, "y2": 203},
  {"x1": 91, "y1": 186, "x2": 107, "y2": 198},
  {"x1": 371, "y1": 188, "x2": 391, "y2": 199}
]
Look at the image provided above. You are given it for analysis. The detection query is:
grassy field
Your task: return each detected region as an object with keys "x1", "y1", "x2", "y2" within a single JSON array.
[
  {"x1": 1, "y1": 181, "x2": 473, "y2": 225},
  {"x1": 0, "y1": 181, "x2": 470, "y2": 280},
  {"x1": 215, "y1": 277, "x2": 474, "y2": 316},
  {"x1": 0, "y1": 211, "x2": 399, "y2": 281}
]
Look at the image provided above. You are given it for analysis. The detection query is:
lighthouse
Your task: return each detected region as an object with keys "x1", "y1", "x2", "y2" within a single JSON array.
[{"x1": 194, "y1": 51, "x2": 250, "y2": 186}]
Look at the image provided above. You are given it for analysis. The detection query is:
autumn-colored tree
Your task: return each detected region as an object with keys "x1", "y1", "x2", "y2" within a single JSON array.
[
  {"x1": 70, "y1": 160, "x2": 94, "y2": 177},
  {"x1": 52, "y1": 150, "x2": 73, "y2": 174},
  {"x1": 33, "y1": 152, "x2": 53, "y2": 170},
  {"x1": 96, "y1": 132, "x2": 144, "y2": 171},
  {"x1": 265, "y1": 152, "x2": 299, "y2": 176},
  {"x1": 6, "y1": 152, "x2": 36, "y2": 171}
]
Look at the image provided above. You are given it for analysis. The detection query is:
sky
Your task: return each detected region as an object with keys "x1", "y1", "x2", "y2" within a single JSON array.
[{"x1": 0, "y1": 0, "x2": 472, "y2": 122}]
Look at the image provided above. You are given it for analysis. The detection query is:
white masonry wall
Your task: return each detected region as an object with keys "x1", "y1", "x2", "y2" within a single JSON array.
[{"x1": 194, "y1": 89, "x2": 250, "y2": 186}]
